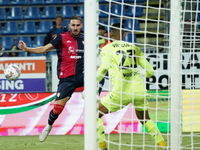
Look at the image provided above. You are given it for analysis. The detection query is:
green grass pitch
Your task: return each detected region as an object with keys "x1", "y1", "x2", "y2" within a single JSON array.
[{"x1": 0, "y1": 133, "x2": 199, "y2": 150}]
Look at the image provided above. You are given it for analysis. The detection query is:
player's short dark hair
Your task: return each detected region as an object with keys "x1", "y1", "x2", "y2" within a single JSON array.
[
  {"x1": 55, "y1": 14, "x2": 64, "y2": 21},
  {"x1": 99, "y1": 26, "x2": 105, "y2": 30},
  {"x1": 69, "y1": 15, "x2": 82, "y2": 23},
  {"x1": 111, "y1": 23, "x2": 124, "y2": 30}
]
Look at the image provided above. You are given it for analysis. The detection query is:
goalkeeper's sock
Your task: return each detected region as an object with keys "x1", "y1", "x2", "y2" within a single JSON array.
[
  {"x1": 145, "y1": 120, "x2": 166, "y2": 149},
  {"x1": 98, "y1": 118, "x2": 107, "y2": 150},
  {"x1": 48, "y1": 104, "x2": 64, "y2": 125}
]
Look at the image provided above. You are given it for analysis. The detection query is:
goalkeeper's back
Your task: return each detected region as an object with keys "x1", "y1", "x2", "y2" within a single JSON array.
[{"x1": 99, "y1": 23, "x2": 154, "y2": 97}]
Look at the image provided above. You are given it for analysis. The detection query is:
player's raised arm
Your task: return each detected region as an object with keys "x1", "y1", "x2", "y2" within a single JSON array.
[
  {"x1": 135, "y1": 46, "x2": 154, "y2": 78},
  {"x1": 18, "y1": 40, "x2": 54, "y2": 54}
]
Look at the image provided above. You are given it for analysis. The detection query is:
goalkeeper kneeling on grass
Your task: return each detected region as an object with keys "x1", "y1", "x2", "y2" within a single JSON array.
[{"x1": 97, "y1": 23, "x2": 167, "y2": 150}]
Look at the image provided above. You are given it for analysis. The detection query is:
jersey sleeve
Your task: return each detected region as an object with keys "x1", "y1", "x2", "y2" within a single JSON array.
[
  {"x1": 135, "y1": 46, "x2": 154, "y2": 78},
  {"x1": 50, "y1": 33, "x2": 62, "y2": 48},
  {"x1": 98, "y1": 47, "x2": 110, "y2": 82}
]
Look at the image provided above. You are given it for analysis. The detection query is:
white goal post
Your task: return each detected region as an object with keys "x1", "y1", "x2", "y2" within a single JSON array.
[
  {"x1": 170, "y1": 0, "x2": 182, "y2": 149},
  {"x1": 84, "y1": 0, "x2": 98, "y2": 150},
  {"x1": 84, "y1": 0, "x2": 200, "y2": 150}
]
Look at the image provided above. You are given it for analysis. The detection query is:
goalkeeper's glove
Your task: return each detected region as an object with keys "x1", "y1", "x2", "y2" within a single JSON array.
[{"x1": 139, "y1": 68, "x2": 146, "y2": 77}]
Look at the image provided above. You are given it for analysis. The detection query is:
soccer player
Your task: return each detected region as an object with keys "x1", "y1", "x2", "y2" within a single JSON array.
[
  {"x1": 18, "y1": 15, "x2": 84, "y2": 142},
  {"x1": 97, "y1": 23, "x2": 167, "y2": 150}
]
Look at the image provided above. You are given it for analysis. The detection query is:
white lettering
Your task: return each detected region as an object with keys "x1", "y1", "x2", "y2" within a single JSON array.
[
  {"x1": 0, "y1": 64, "x2": 4, "y2": 71},
  {"x1": 26, "y1": 63, "x2": 32, "y2": 70},
  {"x1": 2, "y1": 80, "x2": 4, "y2": 90},
  {"x1": 6, "y1": 80, "x2": 14, "y2": 90},
  {"x1": 0, "y1": 62, "x2": 37, "y2": 71},
  {"x1": 32, "y1": 63, "x2": 35, "y2": 70},
  {"x1": 9, "y1": 93, "x2": 17, "y2": 102},
  {"x1": 5, "y1": 63, "x2": 9, "y2": 69},
  {"x1": 0, "y1": 94, "x2": 6, "y2": 102},
  {"x1": 19, "y1": 63, "x2": 26, "y2": 70},
  {"x1": 15, "y1": 80, "x2": 24, "y2": 90}
]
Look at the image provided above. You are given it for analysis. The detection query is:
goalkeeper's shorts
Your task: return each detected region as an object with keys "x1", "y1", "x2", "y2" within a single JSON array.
[{"x1": 100, "y1": 92, "x2": 149, "y2": 112}]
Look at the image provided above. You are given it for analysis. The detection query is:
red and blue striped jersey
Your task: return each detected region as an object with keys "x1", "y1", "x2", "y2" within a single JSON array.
[{"x1": 50, "y1": 31, "x2": 84, "y2": 79}]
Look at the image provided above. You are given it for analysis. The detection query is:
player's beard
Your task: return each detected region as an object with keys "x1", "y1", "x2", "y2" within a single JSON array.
[{"x1": 71, "y1": 29, "x2": 80, "y2": 37}]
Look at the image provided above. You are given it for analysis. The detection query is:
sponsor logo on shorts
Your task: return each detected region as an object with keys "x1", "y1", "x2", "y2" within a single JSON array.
[{"x1": 57, "y1": 93, "x2": 60, "y2": 97}]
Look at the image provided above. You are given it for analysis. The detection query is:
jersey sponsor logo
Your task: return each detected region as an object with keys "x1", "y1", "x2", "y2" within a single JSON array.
[
  {"x1": 67, "y1": 40, "x2": 71, "y2": 43},
  {"x1": 70, "y1": 56, "x2": 82, "y2": 59},
  {"x1": 68, "y1": 46, "x2": 76, "y2": 54}
]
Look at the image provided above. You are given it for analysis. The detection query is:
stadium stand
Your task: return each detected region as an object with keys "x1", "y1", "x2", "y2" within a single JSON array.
[
  {"x1": 99, "y1": 19, "x2": 105, "y2": 26},
  {"x1": 76, "y1": 5, "x2": 84, "y2": 18},
  {"x1": 78, "y1": 0, "x2": 84, "y2": 3},
  {"x1": 45, "y1": 0, "x2": 61, "y2": 5},
  {"x1": 128, "y1": 0, "x2": 145, "y2": 2},
  {"x1": 19, "y1": 21, "x2": 36, "y2": 35},
  {"x1": 2, "y1": 22, "x2": 19, "y2": 35},
  {"x1": 124, "y1": 19, "x2": 140, "y2": 31},
  {"x1": 0, "y1": 0, "x2": 166, "y2": 54},
  {"x1": 0, "y1": 8, "x2": 6, "y2": 21},
  {"x1": 81, "y1": 20, "x2": 84, "y2": 31},
  {"x1": 110, "y1": 19, "x2": 121, "y2": 26},
  {"x1": 60, "y1": 6, "x2": 75, "y2": 19},
  {"x1": 0, "y1": 0, "x2": 10, "y2": 6},
  {"x1": 41, "y1": 6, "x2": 57, "y2": 19},
  {"x1": 99, "y1": 5, "x2": 109, "y2": 18},
  {"x1": 62, "y1": 20, "x2": 70, "y2": 30},
  {"x1": 46, "y1": 51, "x2": 57, "y2": 58},
  {"x1": 29, "y1": 53, "x2": 45, "y2": 57},
  {"x1": 7, "y1": 7, "x2": 23, "y2": 20},
  {"x1": 123, "y1": 33, "x2": 137, "y2": 43},
  {"x1": 33, "y1": 36, "x2": 45, "y2": 47},
  {"x1": 1, "y1": 37, "x2": 14, "y2": 50},
  {"x1": 11, "y1": 0, "x2": 28, "y2": 5},
  {"x1": 111, "y1": 4, "x2": 126, "y2": 17},
  {"x1": 28, "y1": 0, "x2": 44, "y2": 5},
  {"x1": 17, "y1": 36, "x2": 32, "y2": 48},
  {"x1": 113, "y1": 0, "x2": 129, "y2": 2},
  {"x1": 24, "y1": 7, "x2": 40, "y2": 20},
  {"x1": 37, "y1": 21, "x2": 53, "y2": 34},
  {"x1": 126, "y1": 5, "x2": 143, "y2": 17},
  {"x1": 61, "y1": 0, "x2": 79, "y2": 4}
]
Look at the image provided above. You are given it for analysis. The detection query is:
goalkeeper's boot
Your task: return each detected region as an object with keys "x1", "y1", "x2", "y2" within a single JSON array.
[{"x1": 39, "y1": 124, "x2": 52, "y2": 142}]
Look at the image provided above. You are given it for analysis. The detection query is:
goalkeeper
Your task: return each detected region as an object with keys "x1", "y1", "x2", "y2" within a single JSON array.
[{"x1": 97, "y1": 23, "x2": 167, "y2": 150}]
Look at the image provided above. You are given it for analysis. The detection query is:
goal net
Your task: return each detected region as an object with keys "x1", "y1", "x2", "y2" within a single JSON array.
[{"x1": 84, "y1": 0, "x2": 200, "y2": 150}]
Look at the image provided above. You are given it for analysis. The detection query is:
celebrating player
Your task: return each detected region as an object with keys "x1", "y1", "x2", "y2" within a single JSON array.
[
  {"x1": 18, "y1": 15, "x2": 84, "y2": 142},
  {"x1": 97, "y1": 23, "x2": 167, "y2": 150}
]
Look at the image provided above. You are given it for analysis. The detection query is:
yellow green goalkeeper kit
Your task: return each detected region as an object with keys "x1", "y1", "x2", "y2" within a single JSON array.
[{"x1": 98, "y1": 41, "x2": 154, "y2": 112}]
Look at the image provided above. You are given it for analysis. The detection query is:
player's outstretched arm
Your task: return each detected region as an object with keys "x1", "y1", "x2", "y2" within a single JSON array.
[
  {"x1": 18, "y1": 40, "x2": 54, "y2": 54},
  {"x1": 135, "y1": 46, "x2": 154, "y2": 78}
]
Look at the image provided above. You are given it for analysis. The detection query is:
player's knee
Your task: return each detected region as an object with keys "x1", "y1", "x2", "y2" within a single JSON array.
[{"x1": 53, "y1": 104, "x2": 64, "y2": 115}]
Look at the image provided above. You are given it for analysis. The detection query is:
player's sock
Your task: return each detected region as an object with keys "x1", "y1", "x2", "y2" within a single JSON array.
[
  {"x1": 145, "y1": 120, "x2": 166, "y2": 149},
  {"x1": 98, "y1": 118, "x2": 107, "y2": 150},
  {"x1": 48, "y1": 104, "x2": 64, "y2": 125}
]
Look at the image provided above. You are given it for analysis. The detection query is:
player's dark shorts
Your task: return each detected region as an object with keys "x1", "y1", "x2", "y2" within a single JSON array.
[{"x1": 55, "y1": 73, "x2": 84, "y2": 101}]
